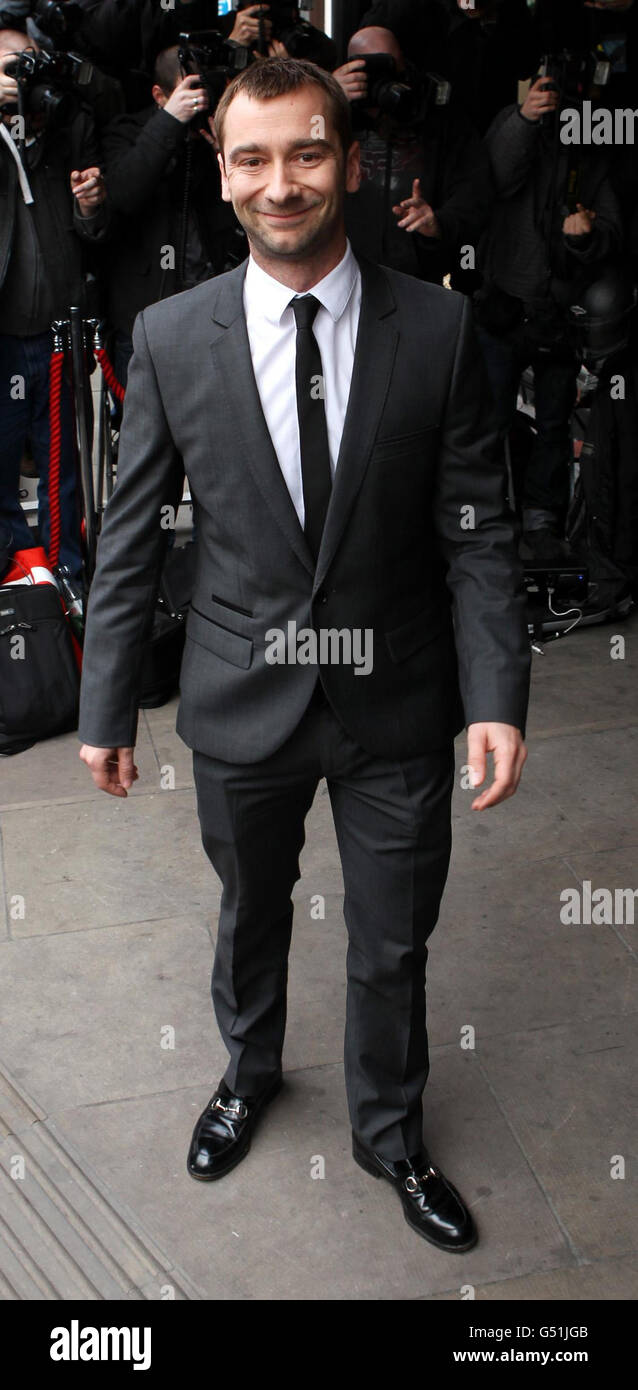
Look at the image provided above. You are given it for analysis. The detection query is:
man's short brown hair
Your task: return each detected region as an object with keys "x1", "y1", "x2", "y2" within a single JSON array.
[{"x1": 214, "y1": 56, "x2": 353, "y2": 162}]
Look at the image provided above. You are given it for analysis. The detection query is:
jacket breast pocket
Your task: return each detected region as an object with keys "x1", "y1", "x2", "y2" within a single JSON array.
[
  {"x1": 371, "y1": 426, "x2": 438, "y2": 463},
  {"x1": 385, "y1": 604, "x2": 450, "y2": 664},
  {"x1": 186, "y1": 605, "x2": 253, "y2": 669}
]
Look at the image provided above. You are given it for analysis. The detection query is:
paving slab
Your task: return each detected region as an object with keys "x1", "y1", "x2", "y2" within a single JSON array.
[
  {"x1": 479, "y1": 1013, "x2": 638, "y2": 1262},
  {"x1": 1, "y1": 788, "x2": 216, "y2": 938},
  {"x1": 0, "y1": 1065, "x2": 202, "y2": 1300},
  {"x1": 0, "y1": 895, "x2": 352, "y2": 1111},
  {"x1": 429, "y1": 856, "x2": 637, "y2": 1042},
  {"x1": 519, "y1": 727, "x2": 638, "y2": 854},
  {"x1": 524, "y1": 610, "x2": 637, "y2": 736},
  {"x1": 0, "y1": 918, "x2": 222, "y2": 1109}
]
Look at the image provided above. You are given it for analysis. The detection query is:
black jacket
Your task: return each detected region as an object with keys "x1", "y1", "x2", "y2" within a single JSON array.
[
  {"x1": 101, "y1": 104, "x2": 246, "y2": 336},
  {"x1": 0, "y1": 109, "x2": 107, "y2": 328},
  {"x1": 345, "y1": 100, "x2": 492, "y2": 282},
  {"x1": 480, "y1": 103, "x2": 622, "y2": 309},
  {"x1": 78, "y1": 255, "x2": 531, "y2": 757}
]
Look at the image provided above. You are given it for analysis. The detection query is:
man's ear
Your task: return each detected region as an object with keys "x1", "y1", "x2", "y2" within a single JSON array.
[
  {"x1": 151, "y1": 83, "x2": 166, "y2": 109},
  {"x1": 345, "y1": 138, "x2": 361, "y2": 194},
  {"x1": 217, "y1": 149, "x2": 231, "y2": 202}
]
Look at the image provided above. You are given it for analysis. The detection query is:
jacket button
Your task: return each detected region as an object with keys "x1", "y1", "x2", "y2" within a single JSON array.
[{"x1": 316, "y1": 590, "x2": 328, "y2": 604}]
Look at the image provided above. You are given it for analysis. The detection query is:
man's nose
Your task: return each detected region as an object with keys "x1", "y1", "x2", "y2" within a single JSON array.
[{"x1": 265, "y1": 163, "x2": 300, "y2": 203}]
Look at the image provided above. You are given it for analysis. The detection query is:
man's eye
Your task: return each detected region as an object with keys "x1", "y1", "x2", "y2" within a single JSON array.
[{"x1": 299, "y1": 152, "x2": 322, "y2": 162}]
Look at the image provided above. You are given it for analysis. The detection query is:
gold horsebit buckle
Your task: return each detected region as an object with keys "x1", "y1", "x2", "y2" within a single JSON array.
[
  {"x1": 211, "y1": 1096, "x2": 249, "y2": 1121},
  {"x1": 404, "y1": 1165, "x2": 438, "y2": 1194}
]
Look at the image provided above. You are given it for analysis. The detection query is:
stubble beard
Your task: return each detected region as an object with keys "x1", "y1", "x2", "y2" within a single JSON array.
[{"x1": 237, "y1": 185, "x2": 344, "y2": 263}]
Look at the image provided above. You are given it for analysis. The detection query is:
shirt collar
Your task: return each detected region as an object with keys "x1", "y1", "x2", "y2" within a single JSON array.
[{"x1": 244, "y1": 238, "x2": 359, "y2": 326}]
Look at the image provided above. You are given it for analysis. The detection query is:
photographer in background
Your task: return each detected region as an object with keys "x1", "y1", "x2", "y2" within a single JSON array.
[
  {"x1": 43, "y1": 0, "x2": 241, "y2": 108},
  {"x1": 336, "y1": 24, "x2": 491, "y2": 287},
  {"x1": 101, "y1": 43, "x2": 245, "y2": 387},
  {"x1": 359, "y1": 0, "x2": 539, "y2": 133},
  {"x1": 232, "y1": 2, "x2": 336, "y2": 67},
  {"x1": 474, "y1": 68, "x2": 622, "y2": 565},
  {"x1": 24, "y1": 0, "x2": 125, "y2": 129},
  {"x1": 0, "y1": 25, "x2": 107, "y2": 581}
]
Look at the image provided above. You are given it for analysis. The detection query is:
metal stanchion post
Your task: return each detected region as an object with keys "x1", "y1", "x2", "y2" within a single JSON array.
[{"x1": 69, "y1": 305, "x2": 97, "y2": 580}]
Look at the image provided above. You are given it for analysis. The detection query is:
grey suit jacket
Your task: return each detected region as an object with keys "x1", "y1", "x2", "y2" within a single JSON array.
[{"x1": 78, "y1": 252, "x2": 531, "y2": 762}]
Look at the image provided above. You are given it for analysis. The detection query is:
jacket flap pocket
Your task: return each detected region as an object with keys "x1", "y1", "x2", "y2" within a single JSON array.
[
  {"x1": 186, "y1": 606, "x2": 253, "y2": 669},
  {"x1": 385, "y1": 605, "x2": 450, "y2": 664}
]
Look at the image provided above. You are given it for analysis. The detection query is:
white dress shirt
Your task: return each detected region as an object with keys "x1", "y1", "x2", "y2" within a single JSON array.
[{"x1": 243, "y1": 238, "x2": 362, "y2": 529}]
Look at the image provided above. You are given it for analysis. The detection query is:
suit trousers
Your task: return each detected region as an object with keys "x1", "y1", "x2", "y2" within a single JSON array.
[{"x1": 192, "y1": 687, "x2": 455, "y2": 1161}]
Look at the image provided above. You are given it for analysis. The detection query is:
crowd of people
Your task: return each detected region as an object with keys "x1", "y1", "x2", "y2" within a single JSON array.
[{"x1": 1, "y1": 0, "x2": 637, "y2": 587}]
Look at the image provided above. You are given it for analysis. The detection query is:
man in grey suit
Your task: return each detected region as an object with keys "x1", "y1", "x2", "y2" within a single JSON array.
[{"x1": 79, "y1": 56, "x2": 530, "y2": 1252}]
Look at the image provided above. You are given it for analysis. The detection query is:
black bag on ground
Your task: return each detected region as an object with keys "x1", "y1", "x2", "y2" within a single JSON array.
[
  {"x1": 0, "y1": 583, "x2": 80, "y2": 755},
  {"x1": 138, "y1": 541, "x2": 196, "y2": 709}
]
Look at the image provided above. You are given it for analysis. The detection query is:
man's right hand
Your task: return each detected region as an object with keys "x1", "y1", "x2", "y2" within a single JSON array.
[
  {"x1": 0, "y1": 53, "x2": 19, "y2": 109},
  {"x1": 164, "y1": 72, "x2": 209, "y2": 124},
  {"x1": 228, "y1": 4, "x2": 272, "y2": 47},
  {"x1": 520, "y1": 75, "x2": 559, "y2": 122},
  {"x1": 79, "y1": 745, "x2": 139, "y2": 797},
  {"x1": 333, "y1": 58, "x2": 368, "y2": 103}
]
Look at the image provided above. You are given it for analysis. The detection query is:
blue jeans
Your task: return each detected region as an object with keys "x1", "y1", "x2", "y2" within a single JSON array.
[
  {"x1": 476, "y1": 323, "x2": 579, "y2": 528},
  {"x1": 0, "y1": 330, "x2": 83, "y2": 579}
]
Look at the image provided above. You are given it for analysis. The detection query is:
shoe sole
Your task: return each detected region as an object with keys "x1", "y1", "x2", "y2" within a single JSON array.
[
  {"x1": 352, "y1": 1141, "x2": 478, "y2": 1254},
  {"x1": 186, "y1": 1076, "x2": 283, "y2": 1182}
]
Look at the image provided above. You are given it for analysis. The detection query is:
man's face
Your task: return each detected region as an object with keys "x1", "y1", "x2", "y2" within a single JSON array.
[{"x1": 217, "y1": 86, "x2": 360, "y2": 262}]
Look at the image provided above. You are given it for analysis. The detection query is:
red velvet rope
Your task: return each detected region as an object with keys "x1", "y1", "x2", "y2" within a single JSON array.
[
  {"x1": 47, "y1": 347, "x2": 64, "y2": 571},
  {"x1": 95, "y1": 345, "x2": 125, "y2": 402}
]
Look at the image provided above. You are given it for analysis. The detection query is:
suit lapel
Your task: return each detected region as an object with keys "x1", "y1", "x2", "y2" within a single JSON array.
[{"x1": 207, "y1": 252, "x2": 399, "y2": 589}]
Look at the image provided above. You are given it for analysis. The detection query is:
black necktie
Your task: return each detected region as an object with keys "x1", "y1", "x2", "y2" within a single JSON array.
[{"x1": 291, "y1": 294, "x2": 332, "y2": 563}]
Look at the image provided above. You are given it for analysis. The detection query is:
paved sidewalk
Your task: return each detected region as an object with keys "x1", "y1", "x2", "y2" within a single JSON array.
[{"x1": 1, "y1": 612, "x2": 637, "y2": 1300}]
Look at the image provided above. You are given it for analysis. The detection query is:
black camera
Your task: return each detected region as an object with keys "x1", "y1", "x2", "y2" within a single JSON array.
[
  {"x1": 177, "y1": 30, "x2": 252, "y2": 122},
  {"x1": 352, "y1": 55, "x2": 449, "y2": 127},
  {"x1": 353, "y1": 55, "x2": 418, "y2": 123},
  {"x1": 537, "y1": 48, "x2": 610, "y2": 113},
  {"x1": 3, "y1": 47, "x2": 93, "y2": 126},
  {"x1": 237, "y1": 1, "x2": 298, "y2": 51}
]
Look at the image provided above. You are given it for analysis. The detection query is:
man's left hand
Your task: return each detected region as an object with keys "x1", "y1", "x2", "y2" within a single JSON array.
[
  {"x1": 71, "y1": 167, "x2": 105, "y2": 217},
  {"x1": 466, "y1": 722, "x2": 527, "y2": 811},
  {"x1": 392, "y1": 178, "x2": 441, "y2": 237},
  {"x1": 252, "y1": 37, "x2": 288, "y2": 59},
  {"x1": 563, "y1": 203, "x2": 596, "y2": 237}
]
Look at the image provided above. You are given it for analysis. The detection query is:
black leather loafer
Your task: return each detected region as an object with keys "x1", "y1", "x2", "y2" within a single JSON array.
[
  {"x1": 352, "y1": 1132, "x2": 477, "y2": 1252},
  {"x1": 187, "y1": 1074, "x2": 282, "y2": 1181}
]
